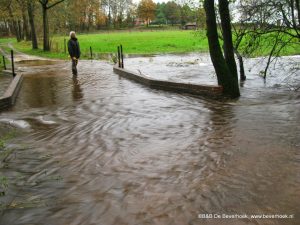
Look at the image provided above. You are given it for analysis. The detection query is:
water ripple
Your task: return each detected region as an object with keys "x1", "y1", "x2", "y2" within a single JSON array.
[{"x1": 0, "y1": 58, "x2": 299, "y2": 225}]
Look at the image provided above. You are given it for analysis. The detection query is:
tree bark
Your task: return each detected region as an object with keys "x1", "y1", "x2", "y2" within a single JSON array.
[
  {"x1": 8, "y1": 5, "x2": 21, "y2": 42},
  {"x1": 219, "y1": 0, "x2": 238, "y2": 79},
  {"x1": 204, "y1": 0, "x2": 240, "y2": 97},
  {"x1": 4, "y1": 20, "x2": 11, "y2": 36},
  {"x1": 27, "y1": 1, "x2": 38, "y2": 49},
  {"x1": 17, "y1": 20, "x2": 23, "y2": 40},
  {"x1": 295, "y1": 0, "x2": 300, "y2": 27},
  {"x1": 234, "y1": 49, "x2": 246, "y2": 81},
  {"x1": 16, "y1": 0, "x2": 30, "y2": 41},
  {"x1": 42, "y1": 5, "x2": 50, "y2": 51},
  {"x1": 22, "y1": 11, "x2": 30, "y2": 41},
  {"x1": 6, "y1": 1, "x2": 18, "y2": 41}
]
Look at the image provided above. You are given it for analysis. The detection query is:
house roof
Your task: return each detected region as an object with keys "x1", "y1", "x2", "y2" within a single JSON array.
[{"x1": 185, "y1": 22, "x2": 197, "y2": 26}]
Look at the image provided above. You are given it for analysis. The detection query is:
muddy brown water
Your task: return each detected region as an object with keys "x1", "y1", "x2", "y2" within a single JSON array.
[
  {"x1": 0, "y1": 55, "x2": 299, "y2": 225},
  {"x1": 16, "y1": 60, "x2": 60, "y2": 67}
]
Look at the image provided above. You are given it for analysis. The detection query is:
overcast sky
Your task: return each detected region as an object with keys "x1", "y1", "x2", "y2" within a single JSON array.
[
  {"x1": 133, "y1": 0, "x2": 198, "y2": 4},
  {"x1": 132, "y1": 0, "x2": 199, "y2": 3},
  {"x1": 133, "y1": 0, "x2": 167, "y2": 3}
]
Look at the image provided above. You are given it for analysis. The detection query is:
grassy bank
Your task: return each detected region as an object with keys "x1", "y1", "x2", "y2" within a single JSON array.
[{"x1": 0, "y1": 29, "x2": 299, "y2": 60}]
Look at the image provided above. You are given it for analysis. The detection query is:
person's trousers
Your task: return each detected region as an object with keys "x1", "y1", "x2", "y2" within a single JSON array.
[{"x1": 72, "y1": 58, "x2": 78, "y2": 75}]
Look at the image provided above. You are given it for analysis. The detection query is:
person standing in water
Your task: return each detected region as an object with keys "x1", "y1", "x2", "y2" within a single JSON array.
[{"x1": 68, "y1": 31, "x2": 81, "y2": 76}]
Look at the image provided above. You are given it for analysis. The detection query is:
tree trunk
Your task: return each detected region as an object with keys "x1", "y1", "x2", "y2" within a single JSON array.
[
  {"x1": 108, "y1": 7, "x2": 111, "y2": 29},
  {"x1": 4, "y1": 20, "x2": 11, "y2": 36},
  {"x1": 42, "y1": 6, "x2": 50, "y2": 51},
  {"x1": 18, "y1": 20, "x2": 23, "y2": 40},
  {"x1": 8, "y1": 5, "x2": 21, "y2": 42},
  {"x1": 295, "y1": 0, "x2": 300, "y2": 26},
  {"x1": 27, "y1": 1, "x2": 38, "y2": 49},
  {"x1": 22, "y1": 10, "x2": 30, "y2": 41},
  {"x1": 39, "y1": 0, "x2": 64, "y2": 51},
  {"x1": 204, "y1": 0, "x2": 240, "y2": 97},
  {"x1": 234, "y1": 49, "x2": 246, "y2": 81},
  {"x1": 17, "y1": 0, "x2": 31, "y2": 41},
  {"x1": 219, "y1": 0, "x2": 238, "y2": 79}
]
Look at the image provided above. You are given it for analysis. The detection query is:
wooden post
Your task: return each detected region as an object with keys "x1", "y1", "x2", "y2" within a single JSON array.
[
  {"x1": 117, "y1": 46, "x2": 121, "y2": 68},
  {"x1": 2, "y1": 55, "x2": 6, "y2": 70},
  {"x1": 120, "y1": 45, "x2": 124, "y2": 68},
  {"x1": 64, "y1": 38, "x2": 66, "y2": 54},
  {"x1": 11, "y1": 50, "x2": 15, "y2": 77},
  {"x1": 90, "y1": 46, "x2": 93, "y2": 59}
]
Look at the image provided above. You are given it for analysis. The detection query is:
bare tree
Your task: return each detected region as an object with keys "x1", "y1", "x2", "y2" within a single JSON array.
[
  {"x1": 2, "y1": 0, "x2": 22, "y2": 42},
  {"x1": 236, "y1": 0, "x2": 300, "y2": 79},
  {"x1": 16, "y1": 0, "x2": 30, "y2": 41},
  {"x1": 38, "y1": 0, "x2": 65, "y2": 51},
  {"x1": 204, "y1": 0, "x2": 240, "y2": 97},
  {"x1": 27, "y1": 0, "x2": 38, "y2": 49}
]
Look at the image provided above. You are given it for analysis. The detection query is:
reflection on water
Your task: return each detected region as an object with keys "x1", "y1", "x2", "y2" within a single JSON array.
[
  {"x1": 0, "y1": 57, "x2": 299, "y2": 225},
  {"x1": 72, "y1": 75, "x2": 84, "y2": 100}
]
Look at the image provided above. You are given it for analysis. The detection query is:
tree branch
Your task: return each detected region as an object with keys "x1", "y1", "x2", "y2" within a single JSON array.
[{"x1": 47, "y1": 0, "x2": 64, "y2": 9}]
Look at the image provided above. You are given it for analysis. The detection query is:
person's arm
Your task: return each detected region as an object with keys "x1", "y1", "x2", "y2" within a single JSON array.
[{"x1": 68, "y1": 40, "x2": 73, "y2": 57}]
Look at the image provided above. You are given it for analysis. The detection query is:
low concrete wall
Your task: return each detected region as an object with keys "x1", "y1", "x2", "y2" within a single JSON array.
[
  {"x1": 1, "y1": 70, "x2": 14, "y2": 76},
  {"x1": 113, "y1": 65, "x2": 223, "y2": 97},
  {"x1": 0, "y1": 72, "x2": 23, "y2": 110}
]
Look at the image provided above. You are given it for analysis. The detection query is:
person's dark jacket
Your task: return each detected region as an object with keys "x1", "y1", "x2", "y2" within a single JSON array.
[{"x1": 68, "y1": 37, "x2": 81, "y2": 59}]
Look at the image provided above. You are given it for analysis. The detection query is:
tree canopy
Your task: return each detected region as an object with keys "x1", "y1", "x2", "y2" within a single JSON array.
[{"x1": 137, "y1": 0, "x2": 156, "y2": 26}]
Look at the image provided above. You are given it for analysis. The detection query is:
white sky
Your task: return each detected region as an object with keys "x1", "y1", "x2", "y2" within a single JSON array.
[
  {"x1": 132, "y1": 0, "x2": 199, "y2": 6},
  {"x1": 133, "y1": 0, "x2": 174, "y2": 3}
]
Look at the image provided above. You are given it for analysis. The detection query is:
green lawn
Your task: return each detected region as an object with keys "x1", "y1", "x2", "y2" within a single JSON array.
[
  {"x1": 0, "y1": 38, "x2": 16, "y2": 44},
  {"x1": 76, "y1": 30, "x2": 207, "y2": 54},
  {"x1": 2, "y1": 30, "x2": 207, "y2": 60},
  {"x1": 0, "y1": 41, "x2": 12, "y2": 70},
  {"x1": 0, "y1": 29, "x2": 299, "y2": 60}
]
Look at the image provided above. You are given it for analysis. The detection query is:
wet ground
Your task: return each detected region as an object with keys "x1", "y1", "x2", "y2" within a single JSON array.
[{"x1": 0, "y1": 55, "x2": 299, "y2": 225}]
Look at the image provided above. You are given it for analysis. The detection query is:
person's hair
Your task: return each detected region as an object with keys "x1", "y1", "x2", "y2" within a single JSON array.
[{"x1": 70, "y1": 31, "x2": 76, "y2": 38}]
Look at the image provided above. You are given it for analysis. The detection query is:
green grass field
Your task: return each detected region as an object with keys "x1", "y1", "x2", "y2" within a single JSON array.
[
  {"x1": 0, "y1": 30, "x2": 299, "y2": 60},
  {"x1": 10, "y1": 30, "x2": 208, "y2": 60}
]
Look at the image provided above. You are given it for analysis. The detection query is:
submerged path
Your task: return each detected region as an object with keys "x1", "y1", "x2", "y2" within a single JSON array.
[
  {"x1": 0, "y1": 57, "x2": 299, "y2": 225},
  {"x1": 0, "y1": 43, "x2": 46, "y2": 62}
]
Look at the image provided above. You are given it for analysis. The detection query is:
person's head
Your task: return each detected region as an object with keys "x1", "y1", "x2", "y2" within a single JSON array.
[{"x1": 70, "y1": 31, "x2": 76, "y2": 39}]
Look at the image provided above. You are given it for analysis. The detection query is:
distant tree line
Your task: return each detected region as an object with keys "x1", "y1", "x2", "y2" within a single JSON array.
[{"x1": 0, "y1": 0, "x2": 204, "y2": 40}]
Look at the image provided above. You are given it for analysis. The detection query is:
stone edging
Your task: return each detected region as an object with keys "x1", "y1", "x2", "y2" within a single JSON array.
[
  {"x1": 113, "y1": 65, "x2": 223, "y2": 97},
  {"x1": 2, "y1": 70, "x2": 14, "y2": 76},
  {"x1": 0, "y1": 71, "x2": 23, "y2": 110}
]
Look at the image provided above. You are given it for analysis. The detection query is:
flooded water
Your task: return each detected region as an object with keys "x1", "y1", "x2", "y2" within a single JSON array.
[
  {"x1": 16, "y1": 60, "x2": 60, "y2": 67},
  {"x1": 126, "y1": 54, "x2": 300, "y2": 89},
  {"x1": 126, "y1": 53, "x2": 217, "y2": 85},
  {"x1": 0, "y1": 55, "x2": 299, "y2": 225}
]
